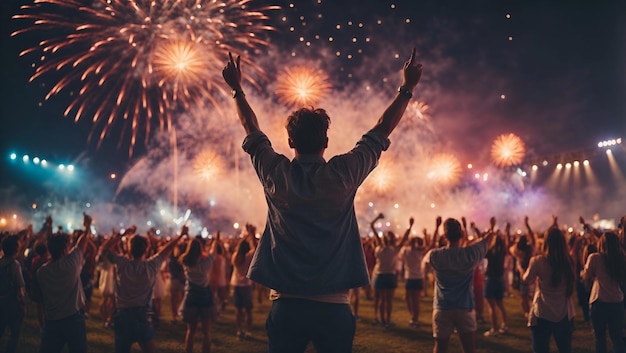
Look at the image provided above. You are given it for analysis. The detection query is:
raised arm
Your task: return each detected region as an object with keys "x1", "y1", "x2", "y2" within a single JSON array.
[
  {"x1": 524, "y1": 216, "x2": 536, "y2": 247},
  {"x1": 222, "y1": 53, "x2": 260, "y2": 135},
  {"x1": 426, "y1": 216, "x2": 442, "y2": 251},
  {"x1": 550, "y1": 214, "x2": 558, "y2": 229},
  {"x1": 100, "y1": 227, "x2": 134, "y2": 256},
  {"x1": 476, "y1": 217, "x2": 496, "y2": 245},
  {"x1": 398, "y1": 217, "x2": 414, "y2": 247},
  {"x1": 371, "y1": 48, "x2": 422, "y2": 137},
  {"x1": 244, "y1": 223, "x2": 257, "y2": 252},
  {"x1": 579, "y1": 215, "x2": 602, "y2": 239},
  {"x1": 73, "y1": 212, "x2": 93, "y2": 254},
  {"x1": 370, "y1": 213, "x2": 385, "y2": 247},
  {"x1": 504, "y1": 222, "x2": 511, "y2": 249},
  {"x1": 156, "y1": 225, "x2": 188, "y2": 259}
]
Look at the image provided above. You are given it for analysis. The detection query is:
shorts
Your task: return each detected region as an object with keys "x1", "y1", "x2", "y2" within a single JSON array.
[
  {"x1": 183, "y1": 283, "x2": 215, "y2": 307},
  {"x1": 374, "y1": 273, "x2": 397, "y2": 290},
  {"x1": 432, "y1": 309, "x2": 476, "y2": 338},
  {"x1": 181, "y1": 305, "x2": 216, "y2": 324},
  {"x1": 405, "y1": 279, "x2": 424, "y2": 291},
  {"x1": 484, "y1": 277, "x2": 505, "y2": 300},
  {"x1": 233, "y1": 286, "x2": 253, "y2": 309}
]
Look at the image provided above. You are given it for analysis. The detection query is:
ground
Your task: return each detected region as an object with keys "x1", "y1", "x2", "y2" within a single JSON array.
[{"x1": 2, "y1": 284, "x2": 599, "y2": 352}]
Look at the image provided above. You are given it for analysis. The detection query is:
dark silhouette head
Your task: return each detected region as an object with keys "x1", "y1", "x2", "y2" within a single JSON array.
[
  {"x1": 47, "y1": 233, "x2": 69, "y2": 260},
  {"x1": 182, "y1": 238, "x2": 202, "y2": 267},
  {"x1": 129, "y1": 235, "x2": 148, "y2": 259},
  {"x1": 444, "y1": 218, "x2": 463, "y2": 243},
  {"x1": 1, "y1": 235, "x2": 19, "y2": 258},
  {"x1": 286, "y1": 108, "x2": 330, "y2": 154}
]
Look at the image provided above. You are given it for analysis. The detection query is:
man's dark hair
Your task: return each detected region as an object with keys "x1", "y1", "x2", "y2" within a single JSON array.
[
  {"x1": 286, "y1": 108, "x2": 330, "y2": 154},
  {"x1": 444, "y1": 218, "x2": 463, "y2": 243},
  {"x1": 1, "y1": 235, "x2": 19, "y2": 257},
  {"x1": 130, "y1": 235, "x2": 148, "y2": 259},
  {"x1": 34, "y1": 241, "x2": 48, "y2": 257},
  {"x1": 47, "y1": 233, "x2": 69, "y2": 260}
]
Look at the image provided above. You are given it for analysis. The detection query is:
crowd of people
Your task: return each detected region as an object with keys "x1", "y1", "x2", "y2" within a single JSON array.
[
  {"x1": 1, "y1": 212, "x2": 625, "y2": 353},
  {"x1": 2, "y1": 49, "x2": 626, "y2": 353}
]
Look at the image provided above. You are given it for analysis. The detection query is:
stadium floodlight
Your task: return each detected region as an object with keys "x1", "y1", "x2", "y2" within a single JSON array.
[
  {"x1": 22, "y1": 155, "x2": 29, "y2": 163},
  {"x1": 9, "y1": 153, "x2": 17, "y2": 160},
  {"x1": 598, "y1": 138, "x2": 622, "y2": 148}
]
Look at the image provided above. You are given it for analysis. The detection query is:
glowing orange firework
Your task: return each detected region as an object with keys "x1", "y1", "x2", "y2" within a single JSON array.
[
  {"x1": 426, "y1": 153, "x2": 462, "y2": 186},
  {"x1": 193, "y1": 149, "x2": 224, "y2": 181},
  {"x1": 365, "y1": 159, "x2": 395, "y2": 193},
  {"x1": 491, "y1": 133, "x2": 526, "y2": 167},
  {"x1": 12, "y1": 0, "x2": 278, "y2": 157},
  {"x1": 153, "y1": 39, "x2": 207, "y2": 102},
  {"x1": 406, "y1": 100, "x2": 432, "y2": 122},
  {"x1": 275, "y1": 66, "x2": 331, "y2": 107}
]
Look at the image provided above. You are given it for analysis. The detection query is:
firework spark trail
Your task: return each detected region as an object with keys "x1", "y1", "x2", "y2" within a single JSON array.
[
  {"x1": 427, "y1": 152, "x2": 462, "y2": 186},
  {"x1": 193, "y1": 148, "x2": 224, "y2": 180},
  {"x1": 275, "y1": 66, "x2": 332, "y2": 107},
  {"x1": 491, "y1": 133, "x2": 526, "y2": 167},
  {"x1": 12, "y1": 0, "x2": 279, "y2": 157}
]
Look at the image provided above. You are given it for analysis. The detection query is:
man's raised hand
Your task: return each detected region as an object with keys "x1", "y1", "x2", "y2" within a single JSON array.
[
  {"x1": 222, "y1": 52, "x2": 242, "y2": 90},
  {"x1": 402, "y1": 48, "x2": 422, "y2": 90}
]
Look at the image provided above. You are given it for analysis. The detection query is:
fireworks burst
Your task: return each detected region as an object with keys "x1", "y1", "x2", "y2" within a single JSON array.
[
  {"x1": 491, "y1": 133, "x2": 526, "y2": 167},
  {"x1": 426, "y1": 153, "x2": 462, "y2": 186},
  {"x1": 192, "y1": 149, "x2": 224, "y2": 180},
  {"x1": 275, "y1": 66, "x2": 331, "y2": 107},
  {"x1": 405, "y1": 100, "x2": 432, "y2": 122},
  {"x1": 365, "y1": 159, "x2": 396, "y2": 193},
  {"x1": 12, "y1": 0, "x2": 278, "y2": 157}
]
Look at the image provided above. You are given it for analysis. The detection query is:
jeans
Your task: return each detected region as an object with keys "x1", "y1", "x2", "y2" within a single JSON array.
[
  {"x1": 0, "y1": 298, "x2": 24, "y2": 353},
  {"x1": 266, "y1": 298, "x2": 356, "y2": 353},
  {"x1": 590, "y1": 300, "x2": 626, "y2": 353},
  {"x1": 530, "y1": 316, "x2": 573, "y2": 353},
  {"x1": 39, "y1": 311, "x2": 87, "y2": 353},
  {"x1": 113, "y1": 307, "x2": 156, "y2": 353}
]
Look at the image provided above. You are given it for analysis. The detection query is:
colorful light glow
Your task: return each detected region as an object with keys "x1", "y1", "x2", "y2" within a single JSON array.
[
  {"x1": 275, "y1": 66, "x2": 332, "y2": 106},
  {"x1": 490, "y1": 133, "x2": 526, "y2": 167},
  {"x1": 12, "y1": 0, "x2": 278, "y2": 156},
  {"x1": 365, "y1": 159, "x2": 395, "y2": 193},
  {"x1": 427, "y1": 153, "x2": 462, "y2": 186},
  {"x1": 193, "y1": 149, "x2": 224, "y2": 181}
]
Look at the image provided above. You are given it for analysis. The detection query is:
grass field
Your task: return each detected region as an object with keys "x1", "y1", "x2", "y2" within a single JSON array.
[{"x1": 2, "y1": 284, "x2": 598, "y2": 353}]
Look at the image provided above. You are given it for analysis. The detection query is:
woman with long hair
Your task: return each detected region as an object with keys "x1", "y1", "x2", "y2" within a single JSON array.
[
  {"x1": 230, "y1": 224, "x2": 257, "y2": 339},
  {"x1": 583, "y1": 231, "x2": 626, "y2": 353},
  {"x1": 180, "y1": 237, "x2": 216, "y2": 353},
  {"x1": 370, "y1": 213, "x2": 413, "y2": 328},
  {"x1": 483, "y1": 228, "x2": 509, "y2": 336},
  {"x1": 208, "y1": 237, "x2": 228, "y2": 314},
  {"x1": 400, "y1": 216, "x2": 439, "y2": 326},
  {"x1": 509, "y1": 216, "x2": 536, "y2": 319},
  {"x1": 522, "y1": 224, "x2": 576, "y2": 353}
]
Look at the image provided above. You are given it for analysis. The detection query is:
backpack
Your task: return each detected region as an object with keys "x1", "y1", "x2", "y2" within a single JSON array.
[{"x1": 0, "y1": 261, "x2": 17, "y2": 300}]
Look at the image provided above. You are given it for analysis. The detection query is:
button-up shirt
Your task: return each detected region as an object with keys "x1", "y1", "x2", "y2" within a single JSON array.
[{"x1": 243, "y1": 129, "x2": 390, "y2": 296}]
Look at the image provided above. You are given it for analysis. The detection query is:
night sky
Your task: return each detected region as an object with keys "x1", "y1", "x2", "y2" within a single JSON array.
[{"x1": 1, "y1": 0, "x2": 625, "y2": 231}]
